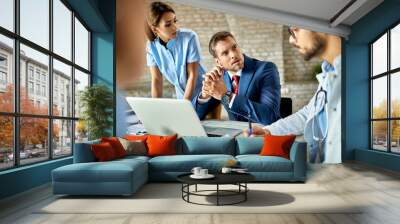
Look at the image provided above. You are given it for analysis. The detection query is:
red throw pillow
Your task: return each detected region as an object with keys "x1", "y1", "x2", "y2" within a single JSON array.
[
  {"x1": 101, "y1": 137, "x2": 127, "y2": 158},
  {"x1": 260, "y1": 135, "x2": 296, "y2": 159},
  {"x1": 124, "y1": 135, "x2": 148, "y2": 141},
  {"x1": 146, "y1": 134, "x2": 177, "y2": 157},
  {"x1": 91, "y1": 142, "x2": 117, "y2": 161}
]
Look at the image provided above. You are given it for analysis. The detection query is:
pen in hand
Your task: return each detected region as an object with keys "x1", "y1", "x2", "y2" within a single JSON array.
[{"x1": 248, "y1": 113, "x2": 252, "y2": 136}]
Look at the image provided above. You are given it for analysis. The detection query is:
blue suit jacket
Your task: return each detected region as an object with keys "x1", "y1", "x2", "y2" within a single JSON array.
[{"x1": 195, "y1": 55, "x2": 281, "y2": 125}]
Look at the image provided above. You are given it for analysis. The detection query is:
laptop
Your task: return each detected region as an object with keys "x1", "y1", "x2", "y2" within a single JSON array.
[
  {"x1": 125, "y1": 97, "x2": 244, "y2": 137},
  {"x1": 201, "y1": 120, "x2": 248, "y2": 137}
]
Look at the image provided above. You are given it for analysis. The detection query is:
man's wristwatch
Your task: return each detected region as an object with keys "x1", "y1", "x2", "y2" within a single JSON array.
[{"x1": 221, "y1": 91, "x2": 233, "y2": 106}]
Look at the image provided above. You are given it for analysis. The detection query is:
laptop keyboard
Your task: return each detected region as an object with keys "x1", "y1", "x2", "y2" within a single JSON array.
[{"x1": 203, "y1": 126, "x2": 243, "y2": 137}]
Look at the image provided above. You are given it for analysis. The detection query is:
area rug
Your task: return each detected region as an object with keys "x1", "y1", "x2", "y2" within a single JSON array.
[{"x1": 37, "y1": 183, "x2": 362, "y2": 214}]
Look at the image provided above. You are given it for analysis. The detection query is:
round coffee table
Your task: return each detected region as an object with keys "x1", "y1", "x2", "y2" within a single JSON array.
[{"x1": 177, "y1": 173, "x2": 255, "y2": 206}]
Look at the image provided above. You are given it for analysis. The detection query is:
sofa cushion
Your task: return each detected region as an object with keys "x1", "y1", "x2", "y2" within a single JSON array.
[
  {"x1": 235, "y1": 137, "x2": 264, "y2": 155},
  {"x1": 147, "y1": 134, "x2": 177, "y2": 157},
  {"x1": 73, "y1": 140, "x2": 100, "y2": 163},
  {"x1": 260, "y1": 135, "x2": 296, "y2": 159},
  {"x1": 177, "y1": 136, "x2": 235, "y2": 155},
  {"x1": 236, "y1": 155, "x2": 293, "y2": 172},
  {"x1": 148, "y1": 154, "x2": 235, "y2": 172},
  {"x1": 115, "y1": 155, "x2": 150, "y2": 164},
  {"x1": 91, "y1": 142, "x2": 118, "y2": 161},
  {"x1": 101, "y1": 137, "x2": 127, "y2": 158},
  {"x1": 124, "y1": 135, "x2": 148, "y2": 141},
  {"x1": 52, "y1": 159, "x2": 147, "y2": 183},
  {"x1": 118, "y1": 138, "x2": 147, "y2": 156}
]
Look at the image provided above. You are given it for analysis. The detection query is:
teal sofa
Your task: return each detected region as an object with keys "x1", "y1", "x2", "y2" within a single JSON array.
[{"x1": 52, "y1": 137, "x2": 307, "y2": 196}]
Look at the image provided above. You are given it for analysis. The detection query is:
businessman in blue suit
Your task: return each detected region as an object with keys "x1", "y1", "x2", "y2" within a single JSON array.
[{"x1": 195, "y1": 31, "x2": 280, "y2": 125}]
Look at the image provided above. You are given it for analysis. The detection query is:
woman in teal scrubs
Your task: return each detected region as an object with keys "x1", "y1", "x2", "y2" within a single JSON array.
[{"x1": 145, "y1": 1, "x2": 205, "y2": 104}]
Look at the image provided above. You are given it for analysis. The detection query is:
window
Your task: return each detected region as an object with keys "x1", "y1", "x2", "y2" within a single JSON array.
[
  {"x1": 75, "y1": 18, "x2": 89, "y2": 70},
  {"x1": 0, "y1": 54, "x2": 7, "y2": 87},
  {"x1": 35, "y1": 70, "x2": 41, "y2": 81},
  {"x1": 53, "y1": 59, "x2": 72, "y2": 117},
  {"x1": 20, "y1": 0, "x2": 49, "y2": 49},
  {"x1": 28, "y1": 81, "x2": 34, "y2": 94},
  {"x1": 370, "y1": 23, "x2": 400, "y2": 154},
  {"x1": 0, "y1": 0, "x2": 91, "y2": 170},
  {"x1": 53, "y1": 0, "x2": 72, "y2": 60},
  {"x1": 0, "y1": 55, "x2": 7, "y2": 67},
  {"x1": 36, "y1": 83, "x2": 40, "y2": 95},
  {"x1": 28, "y1": 67, "x2": 34, "y2": 80},
  {"x1": 54, "y1": 88, "x2": 58, "y2": 105},
  {"x1": 0, "y1": 34, "x2": 14, "y2": 113},
  {"x1": 42, "y1": 85, "x2": 46, "y2": 97},
  {"x1": 0, "y1": 71, "x2": 6, "y2": 85},
  {"x1": 74, "y1": 69, "x2": 89, "y2": 119},
  {"x1": 0, "y1": 0, "x2": 14, "y2": 32},
  {"x1": 0, "y1": 116, "x2": 13, "y2": 170},
  {"x1": 53, "y1": 119, "x2": 72, "y2": 158}
]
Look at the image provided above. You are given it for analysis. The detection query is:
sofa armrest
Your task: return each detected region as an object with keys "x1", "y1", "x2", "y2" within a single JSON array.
[
  {"x1": 73, "y1": 140, "x2": 100, "y2": 163},
  {"x1": 289, "y1": 141, "x2": 307, "y2": 181}
]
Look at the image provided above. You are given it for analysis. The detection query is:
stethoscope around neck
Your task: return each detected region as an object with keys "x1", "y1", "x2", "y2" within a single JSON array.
[{"x1": 312, "y1": 86, "x2": 328, "y2": 142}]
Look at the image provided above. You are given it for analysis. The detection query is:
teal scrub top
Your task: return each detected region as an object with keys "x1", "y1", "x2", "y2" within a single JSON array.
[{"x1": 146, "y1": 28, "x2": 205, "y2": 100}]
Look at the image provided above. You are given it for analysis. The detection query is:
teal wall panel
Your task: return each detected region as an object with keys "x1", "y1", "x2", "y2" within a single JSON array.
[
  {"x1": 92, "y1": 32, "x2": 114, "y2": 88},
  {"x1": 0, "y1": 158, "x2": 72, "y2": 199},
  {"x1": 345, "y1": 0, "x2": 400, "y2": 171},
  {"x1": 355, "y1": 149, "x2": 400, "y2": 172}
]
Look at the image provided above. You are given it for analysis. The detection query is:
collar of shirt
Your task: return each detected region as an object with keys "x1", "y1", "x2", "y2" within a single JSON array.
[
  {"x1": 155, "y1": 30, "x2": 180, "y2": 49},
  {"x1": 316, "y1": 55, "x2": 341, "y2": 84},
  {"x1": 227, "y1": 69, "x2": 242, "y2": 80}
]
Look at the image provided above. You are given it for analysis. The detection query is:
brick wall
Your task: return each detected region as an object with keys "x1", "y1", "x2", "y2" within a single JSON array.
[
  {"x1": 281, "y1": 81, "x2": 318, "y2": 111},
  {"x1": 127, "y1": 1, "x2": 323, "y2": 112}
]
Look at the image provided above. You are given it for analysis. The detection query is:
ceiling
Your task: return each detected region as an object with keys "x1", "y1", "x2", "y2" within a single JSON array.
[{"x1": 168, "y1": 0, "x2": 384, "y2": 38}]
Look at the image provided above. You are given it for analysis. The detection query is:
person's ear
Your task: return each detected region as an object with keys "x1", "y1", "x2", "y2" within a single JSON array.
[
  {"x1": 215, "y1": 58, "x2": 221, "y2": 66},
  {"x1": 151, "y1": 26, "x2": 158, "y2": 36}
]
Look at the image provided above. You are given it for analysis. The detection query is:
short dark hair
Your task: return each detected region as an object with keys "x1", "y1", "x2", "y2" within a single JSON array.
[
  {"x1": 145, "y1": 2, "x2": 175, "y2": 41},
  {"x1": 208, "y1": 31, "x2": 236, "y2": 58}
]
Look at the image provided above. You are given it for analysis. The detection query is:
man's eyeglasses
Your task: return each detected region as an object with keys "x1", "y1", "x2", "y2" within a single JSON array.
[{"x1": 288, "y1": 27, "x2": 296, "y2": 39}]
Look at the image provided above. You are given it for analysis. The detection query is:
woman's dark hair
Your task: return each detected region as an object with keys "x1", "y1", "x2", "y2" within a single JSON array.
[{"x1": 145, "y1": 1, "x2": 175, "y2": 41}]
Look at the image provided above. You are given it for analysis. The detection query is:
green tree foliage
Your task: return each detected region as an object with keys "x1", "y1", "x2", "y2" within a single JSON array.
[{"x1": 79, "y1": 84, "x2": 113, "y2": 140}]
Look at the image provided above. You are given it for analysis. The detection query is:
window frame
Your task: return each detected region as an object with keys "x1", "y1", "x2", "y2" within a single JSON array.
[
  {"x1": 0, "y1": 0, "x2": 92, "y2": 171},
  {"x1": 370, "y1": 20, "x2": 400, "y2": 154}
]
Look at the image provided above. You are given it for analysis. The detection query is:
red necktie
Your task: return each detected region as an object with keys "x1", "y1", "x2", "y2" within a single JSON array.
[{"x1": 232, "y1": 75, "x2": 240, "y2": 94}]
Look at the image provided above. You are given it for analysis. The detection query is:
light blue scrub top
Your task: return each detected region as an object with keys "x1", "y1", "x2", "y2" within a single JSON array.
[{"x1": 146, "y1": 28, "x2": 205, "y2": 101}]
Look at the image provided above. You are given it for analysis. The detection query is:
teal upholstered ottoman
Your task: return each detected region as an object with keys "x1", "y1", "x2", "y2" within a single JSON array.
[
  {"x1": 53, "y1": 154, "x2": 149, "y2": 195},
  {"x1": 52, "y1": 140, "x2": 150, "y2": 196}
]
